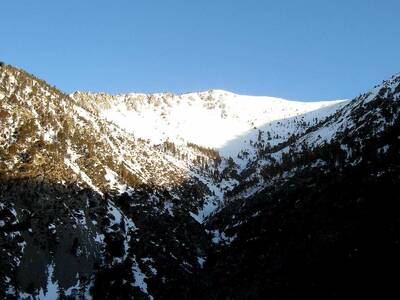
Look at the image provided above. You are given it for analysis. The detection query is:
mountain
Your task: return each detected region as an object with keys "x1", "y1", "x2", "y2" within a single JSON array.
[{"x1": 0, "y1": 63, "x2": 399, "y2": 299}]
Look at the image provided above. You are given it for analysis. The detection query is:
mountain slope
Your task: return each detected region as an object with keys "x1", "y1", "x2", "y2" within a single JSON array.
[
  {"x1": 71, "y1": 90, "x2": 346, "y2": 158},
  {"x1": 199, "y1": 74, "x2": 400, "y2": 298}
]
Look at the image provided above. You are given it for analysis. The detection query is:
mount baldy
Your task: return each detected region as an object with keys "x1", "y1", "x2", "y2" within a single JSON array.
[{"x1": 1, "y1": 64, "x2": 399, "y2": 299}]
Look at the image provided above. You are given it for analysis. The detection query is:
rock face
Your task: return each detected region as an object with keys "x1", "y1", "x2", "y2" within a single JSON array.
[{"x1": 0, "y1": 64, "x2": 399, "y2": 299}]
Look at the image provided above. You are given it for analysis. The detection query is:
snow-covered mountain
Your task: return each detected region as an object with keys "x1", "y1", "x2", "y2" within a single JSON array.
[
  {"x1": 71, "y1": 90, "x2": 346, "y2": 158},
  {"x1": 70, "y1": 88, "x2": 347, "y2": 222},
  {"x1": 1, "y1": 63, "x2": 399, "y2": 299}
]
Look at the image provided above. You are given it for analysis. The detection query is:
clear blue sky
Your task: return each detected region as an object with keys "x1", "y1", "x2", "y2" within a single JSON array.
[{"x1": 1, "y1": 0, "x2": 399, "y2": 100}]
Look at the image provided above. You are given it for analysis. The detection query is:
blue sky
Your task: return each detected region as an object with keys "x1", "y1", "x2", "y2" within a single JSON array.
[{"x1": 1, "y1": 0, "x2": 399, "y2": 100}]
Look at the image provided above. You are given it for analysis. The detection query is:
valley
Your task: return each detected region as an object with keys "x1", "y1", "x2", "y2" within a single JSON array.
[{"x1": 1, "y1": 64, "x2": 399, "y2": 299}]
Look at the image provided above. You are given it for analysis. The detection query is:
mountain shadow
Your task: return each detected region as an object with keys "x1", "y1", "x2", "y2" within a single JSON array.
[
  {"x1": 0, "y1": 178, "x2": 104, "y2": 298},
  {"x1": 194, "y1": 91, "x2": 400, "y2": 299},
  {"x1": 0, "y1": 176, "x2": 214, "y2": 299}
]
